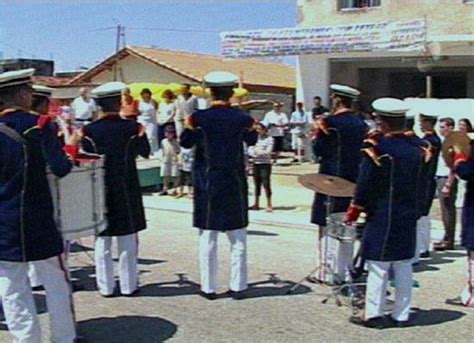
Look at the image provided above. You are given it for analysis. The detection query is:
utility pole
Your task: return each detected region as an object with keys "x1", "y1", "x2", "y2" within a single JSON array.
[{"x1": 113, "y1": 24, "x2": 126, "y2": 81}]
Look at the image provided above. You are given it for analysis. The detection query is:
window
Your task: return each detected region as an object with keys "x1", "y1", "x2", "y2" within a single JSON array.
[{"x1": 339, "y1": 0, "x2": 381, "y2": 10}]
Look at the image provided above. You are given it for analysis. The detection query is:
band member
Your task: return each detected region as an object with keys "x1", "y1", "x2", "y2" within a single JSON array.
[
  {"x1": 81, "y1": 82, "x2": 151, "y2": 297},
  {"x1": 446, "y1": 133, "x2": 474, "y2": 307},
  {"x1": 309, "y1": 84, "x2": 367, "y2": 283},
  {"x1": 0, "y1": 69, "x2": 77, "y2": 342},
  {"x1": 346, "y1": 98, "x2": 430, "y2": 328},
  {"x1": 416, "y1": 112, "x2": 441, "y2": 259},
  {"x1": 28, "y1": 84, "x2": 56, "y2": 290},
  {"x1": 180, "y1": 71, "x2": 257, "y2": 300}
]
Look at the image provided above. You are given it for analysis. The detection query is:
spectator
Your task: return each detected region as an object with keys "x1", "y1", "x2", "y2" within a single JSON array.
[
  {"x1": 138, "y1": 88, "x2": 159, "y2": 154},
  {"x1": 290, "y1": 102, "x2": 311, "y2": 163},
  {"x1": 263, "y1": 102, "x2": 288, "y2": 164},
  {"x1": 248, "y1": 122, "x2": 274, "y2": 212},
  {"x1": 120, "y1": 87, "x2": 139, "y2": 120},
  {"x1": 157, "y1": 89, "x2": 177, "y2": 147},
  {"x1": 176, "y1": 84, "x2": 199, "y2": 137},
  {"x1": 71, "y1": 87, "x2": 97, "y2": 127},
  {"x1": 177, "y1": 147, "x2": 194, "y2": 198},
  {"x1": 434, "y1": 117, "x2": 458, "y2": 251},
  {"x1": 459, "y1": 118, "x2": 473, "y2": 134},
  {"x1": 160, "y1": 126, "x2": 180, "y2": 196},
  {"x1": 311, "y1": 96, "x2": 329, "y2": 119}
]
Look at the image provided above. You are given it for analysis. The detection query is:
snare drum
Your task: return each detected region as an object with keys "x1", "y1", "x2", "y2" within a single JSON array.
[
  {"x1": 48, "y1": 155, "x2": 107, "y2": 240},
  {"x1": 326, "y1": 212, "x2": 358, "y2": 242}
]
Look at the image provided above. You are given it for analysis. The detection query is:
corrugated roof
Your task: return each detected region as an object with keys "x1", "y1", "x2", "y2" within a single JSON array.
[{"x1": 70, "y1": 46, "x2": 295, "y2": 89}]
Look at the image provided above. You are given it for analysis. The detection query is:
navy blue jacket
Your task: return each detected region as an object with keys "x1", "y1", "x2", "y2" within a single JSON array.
[
  {"x1": 455, "y1": 148, "x2": 474, "y2": 250},
  {"x1": 180, "y1": 105, "x2": 257, "y2": 231},
  {"x1": 311, "y1": 110, "x2": 367, "y2": 226},
  {"x1": 0, "y1": 109, "x2": 72, "y2": 262},
  {"x1": 82, "y1": 116, "x2": 150, "y2": 236},
  {"x1": 352, "y1": 132, "x2": 429, "y2": 261},
  {"x1": 420, "y1": 131, "x2": 442, "y2": 216}
]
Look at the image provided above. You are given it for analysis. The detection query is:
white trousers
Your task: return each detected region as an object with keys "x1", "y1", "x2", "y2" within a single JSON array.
[
  {"x1": 95, "y1": 233, "x2": 138, "y2": 296},
  {"x1": 0, "y1": 256, "x2": 76, "y2": 343},
  {"x1": 28, "y1": 264, "x2": 41, "y2": 288},
  {"x1": 415, "y1": 216, "x2": 431, "y2": 262},
  {"x1": 365, "y1": 259, "x2": 413, "y2": 322},
  {"x1": 460, "y1": 250, "x2": 474, "y2": 307},
  {"x1": 199, "y1": 228, "x2": 247, "y2": 293},
  {"x1": 317, "y1": 226, "x2": 354, "y2": 283}
]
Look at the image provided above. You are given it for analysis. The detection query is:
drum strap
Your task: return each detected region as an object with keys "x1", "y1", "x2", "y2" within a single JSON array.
[{"x1": 0, "y1": 123, "x2": 27, "y2": 145}]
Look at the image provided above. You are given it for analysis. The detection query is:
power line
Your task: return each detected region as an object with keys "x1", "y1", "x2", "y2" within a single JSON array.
[{"x1": 127, "y1": 26, "x2": 219, "y2": 34}]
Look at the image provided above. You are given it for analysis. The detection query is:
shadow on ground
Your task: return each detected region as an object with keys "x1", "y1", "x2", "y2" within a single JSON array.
[
  {"x1": 133, "y1": 274, "x2": 201, "y2": 297},
  {"x1": 414, "y1": 250, "x2": 466, "y2": 273},
  {"x1": 247, "y1": 230, "x2": 279, "y2": 237},
  {"x1": 78, "y1": 316, "x2": 177, "y2": 342},
  {"x1": 405, "y1": 308, "x2": 466, "y2": 327}
]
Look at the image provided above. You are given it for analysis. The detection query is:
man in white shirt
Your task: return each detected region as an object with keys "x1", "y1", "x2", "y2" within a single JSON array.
[
  {"x1": 434, "y1": 117, "x2": 458, "y2": 251},
  {"x1": 290, "y1": 102, "x2": 311, "y2": 163},
  {"x1": 176, "y1": 84, "x2": 199, "y2": 137},
  {"x1": 263, "y1": 102, "x2": 288, "y2": 164},
  {"x1": 71, "y1": 87, "x2": 97, "y2": 126}
]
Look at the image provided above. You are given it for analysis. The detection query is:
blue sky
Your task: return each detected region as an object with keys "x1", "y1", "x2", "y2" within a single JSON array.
[{"x1": 0, "y1": 0, "x2": 295, "y2": 71}]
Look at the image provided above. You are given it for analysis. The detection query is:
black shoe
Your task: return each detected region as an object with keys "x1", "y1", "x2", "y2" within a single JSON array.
[
  {"x1": 99, "y1": 291, "x2": 116, "y2": 298},
  {"x1": 159, "y1": 191, "x2": 168, "y2": 196},
  {"x1": 226, "y1": 290, "x2": 246, "y2": 300},
  {"x1": 420, "y1": 251, "x2": 430, "y2": 258},
  {"x1": 31, "y1": 285, "x2": 45, "y2": 291},
  {"x1": 198, "y1": 291, "x2": 217, "y2": 300},
  {"x1": 122, "y1": 289, "x2": 140, "y2": 297},
  {"x1": 72, "y1": 283, "x2": 85, "y2": 292},
  {"x1": 349, "y1": 316, "x2": 388, "y2": 329},
  {"x1": 306, "y1": 276, "x2": 320, "y2": 284},
  {"x1": 445, "y1": 296, "x2": 464, "y2": 306},
  {"x1": 385, "y1": 315, "x2": 410, "y2": 328}
]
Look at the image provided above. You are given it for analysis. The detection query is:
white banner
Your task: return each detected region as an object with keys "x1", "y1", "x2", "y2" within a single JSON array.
[{"x1": 221, "y1": 19, "x2": 427, "y2": 58}]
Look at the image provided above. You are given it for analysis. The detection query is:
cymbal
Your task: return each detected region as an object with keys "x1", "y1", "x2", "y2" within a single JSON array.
[
  {"x1": 298, "y1": 173, "x2": 356, "y2": 197},
  {"x1": 442, "y1": 131, "x2": 471, "y2": 168}
]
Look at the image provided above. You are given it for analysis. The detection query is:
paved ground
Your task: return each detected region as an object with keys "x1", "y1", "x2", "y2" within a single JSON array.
[{"x1": 0, "y1": 162, "x2": 471, "y2": 342}]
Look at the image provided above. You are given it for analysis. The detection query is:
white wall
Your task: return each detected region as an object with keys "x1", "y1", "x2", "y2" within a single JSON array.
[
  {"x1": 90, "y1": 55, "x2": 191, "y2": 84},
  {"x1": 296, "y1": 55, "x2": 330, "y2": 110}
]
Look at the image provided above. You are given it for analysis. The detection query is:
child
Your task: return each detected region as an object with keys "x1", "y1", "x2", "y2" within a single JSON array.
[
  {"x1": 160, "y1": 126, "x2": 180, "y2": 195},
  {"x1": 248, "y1": 122, "x2": 274, "y2": 212},
  {"x1": 177, "y1": 147, "x2": 194, "y2": 198}
]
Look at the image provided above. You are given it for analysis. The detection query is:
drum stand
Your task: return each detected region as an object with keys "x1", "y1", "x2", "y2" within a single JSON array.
[{"x1": 287, "y1": 199, "x2": 340, "y2": 295}]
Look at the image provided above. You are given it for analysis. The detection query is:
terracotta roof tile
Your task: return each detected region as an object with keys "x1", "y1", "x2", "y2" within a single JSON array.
[
  {"x1": 71, "y1": 46, "x2": 295, "y2": 89},
  {"x1": 32, "y1": 76, "x2": 73, "y2": 87}
]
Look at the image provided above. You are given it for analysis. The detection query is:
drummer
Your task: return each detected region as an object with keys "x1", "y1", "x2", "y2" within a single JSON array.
[
  {"x1": 0, "y1": 69, "x2": 78, "y2": 342},
  {"x1": 82, "y1": 82, "x2": 151, "y2": 297},
  {"x1": 345, "y1": 98, "x2": 431, "y2": 328},
  {"x1": 28, "y1": 84, "x2": 56, "y2": 291},
  {"x1": 309, "y1": 84, "x2": 367, "y2": 284},
  {"x1": 446, "y1": 133, "x2": 474, "y2": 307}
]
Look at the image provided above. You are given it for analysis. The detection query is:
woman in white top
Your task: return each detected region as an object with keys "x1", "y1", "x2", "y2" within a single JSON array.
[
  {"x1": 157, "y1": 89, "x2": 177, "y2": 148},
  {"x1": 138, "y1": 88, "x2": 159, "y2": 154}
]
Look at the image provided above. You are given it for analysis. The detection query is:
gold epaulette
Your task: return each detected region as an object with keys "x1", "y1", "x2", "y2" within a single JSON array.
[
  {"x1": 315, "y1": 117, "x2": 329, "y2": 135},
  {"x1": 363, "y1": 129, "x2": 381, "y2": 146},
  {"x1": 0, "y1": 107, "x2": 30, "y2": 117},
  {"x1": 421, "y1": 141, "x2": 433, "y2": 163},
  {"x1": 361, "y1": 147, "x2": 382, "y2": 167}
]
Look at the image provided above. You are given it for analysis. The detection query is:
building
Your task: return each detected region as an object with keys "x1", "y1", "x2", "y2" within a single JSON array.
[
  {"x1": 0, "y1": 58, "x2": 54, "y2": 76},
  {"x1": 70, "y1": 46, "x2": 296, "y2": 113},
  {"x1": 296, "y1": 0, "x2": 474, "y2": 109}
]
